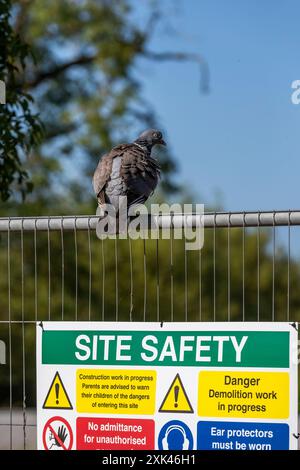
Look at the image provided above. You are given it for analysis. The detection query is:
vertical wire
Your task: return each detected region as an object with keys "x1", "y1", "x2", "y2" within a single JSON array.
[
  {"x1": 156, "y1": 238, "x2": 160, "y2": 322},
  {"x1": 143, "y1": 239, "x2": 147, "y2": 321},
  {"x1": 115, "y1": 237, "x2": 119, "y2": 321},
  {"x1": 242, "y1": 213, "x2": 245, "y2": 321},
  {"x1": 88, "y1": 219, "x2": 92, "y2": 321},
  {"x1": 257, "y1": 212, "x2": 260, "y2": 321},
  {"x1": 61, "y1": 219, "x2": 64, "y2": 320},
  {"x1": 272, "y1": 212, "x2": 275, "y2": 321},
  {"x1": 7, "y1": 219, "x2": 12, "y2": 449},
  {"x1": 287, "y1": 211, "x2": 290, "y2": 321},
  {"x1": 227, "y1": 213, "x2": 231, "y2": 321},
  {"x1": 21, "y1": 219, "x2": 26, "y2": 450},
  {"x1": 213, "y1": 213, "x2": 216, "y2": 322},
  {"x1": 199, "y1": 243, "x2": 202, "y2": 321},
  {"x1": 74, "y1": 218, "x2": 78, "y2": 321},
  {"x1": 101, "y1": 239, "x2": 105, "y2": 321},
  {"x1": 34, "y1": 219, "x2": 38, "y2": 322},
  {"x1": 129, "y1": 238, "x2": 134, "y2": 321},
  {"x1": 184, "y1": 241, "x2": 188, "y2": 321},
  {"x1": 47, "y1": 218, "x2": 51, "y2": 320},
  {"x1": 170, "y1": 221, "x2": 174, "y2": 322}
]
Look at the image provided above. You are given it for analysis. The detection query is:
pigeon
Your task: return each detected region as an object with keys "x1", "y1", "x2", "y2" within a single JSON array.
[{"x1": 93, "y1": 129, "x2": 165, "y2": 215}]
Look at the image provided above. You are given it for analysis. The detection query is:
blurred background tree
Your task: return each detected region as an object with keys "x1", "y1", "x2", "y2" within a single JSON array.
[
  {"x1": 0, "y1": 0, "x2": 43, "y2": 202},
  {"x1": 0, "y1": 0, "x2": 208, "y2": 211},
  {"x1": 0, "y1": 0, "x2": 299, "y2": 416}
]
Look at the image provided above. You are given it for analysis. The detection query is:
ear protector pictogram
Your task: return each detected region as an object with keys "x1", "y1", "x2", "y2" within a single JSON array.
[{"x1": 162, "y1": 425, "x2": 189, "y2": 450}]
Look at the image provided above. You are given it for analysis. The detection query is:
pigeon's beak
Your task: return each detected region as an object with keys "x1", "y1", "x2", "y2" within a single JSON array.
[{"x1": 158, "y1": 139, "x2": 166, "y2": 146}]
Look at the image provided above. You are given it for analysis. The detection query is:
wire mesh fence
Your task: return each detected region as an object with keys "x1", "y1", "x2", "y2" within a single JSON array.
[{"x1": 0, "y1": 210, "x2": 300, "y2": 449}]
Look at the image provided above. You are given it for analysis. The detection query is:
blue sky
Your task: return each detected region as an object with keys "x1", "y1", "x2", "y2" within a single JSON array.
[{"x1": 136, "y1": 0, "x2": 300, "y2": 211}]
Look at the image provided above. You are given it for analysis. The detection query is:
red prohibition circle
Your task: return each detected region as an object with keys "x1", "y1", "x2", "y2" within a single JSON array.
[{"x1": 42, "y1": 415, "x2": 73, "y2": 450}]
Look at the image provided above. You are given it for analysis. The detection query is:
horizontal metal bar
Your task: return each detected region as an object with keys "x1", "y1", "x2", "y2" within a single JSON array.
[
  {"x1": 0, "y1": 210, "x2": 299, "y2": 232},
  {"x1": 0, "y1": 424, "x2": 36, "y2": 427},
  {"x1": 0, "y1": 320, "x2": 40, "y2": 324},
  {"x1": 0, "y1": 216, "x2": 96, "y2": 232},
  {"x1": 204, "y1": 211, "x2": 300, "y2": 228}
]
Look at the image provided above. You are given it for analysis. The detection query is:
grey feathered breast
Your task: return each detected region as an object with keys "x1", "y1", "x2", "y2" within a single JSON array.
[{"x1": 93, "y1": 143, "x2": 161, "y2": 209}]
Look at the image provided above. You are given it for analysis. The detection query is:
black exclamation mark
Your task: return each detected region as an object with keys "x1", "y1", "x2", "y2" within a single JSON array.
[
  {"x1": 55, "y1": 383, "x2": 60, "y2": 405},
  {"x1": 174, "y1": 385, "x2": 179, "y2": 408}
]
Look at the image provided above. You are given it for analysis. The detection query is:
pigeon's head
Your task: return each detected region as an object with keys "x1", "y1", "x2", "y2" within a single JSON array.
[{"x1": 135, "y1": 129, "x2": 166, "y2": 150}]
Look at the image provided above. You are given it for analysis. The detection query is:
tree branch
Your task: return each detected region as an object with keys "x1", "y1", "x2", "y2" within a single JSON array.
[
  {"x1": 145, "y1": 8, "x2": 162, "y2": 37},
  {"x1": 14, "y1": 0, "x2": 33, "y2": 36},
  {"x1": 143, "y1": 50, "x2": 209, "y2": 92},
  {"x1": 44, "y1": 123, "x2": 78, "y2": 140},
  {"x1": 26, "y1": 54, "x2": 97, "y2": 88}
]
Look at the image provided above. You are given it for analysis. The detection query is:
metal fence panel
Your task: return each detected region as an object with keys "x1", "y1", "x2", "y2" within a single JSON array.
[{"x1": 0, "y1": 210, "x2": 299, "y2": 449}]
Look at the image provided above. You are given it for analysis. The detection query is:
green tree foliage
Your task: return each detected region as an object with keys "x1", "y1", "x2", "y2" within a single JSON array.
[{"x1": 0, "y1": 0, "x2": 43, "y2": 201}]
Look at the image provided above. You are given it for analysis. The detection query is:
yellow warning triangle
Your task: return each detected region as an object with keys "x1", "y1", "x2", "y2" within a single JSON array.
[
  {"x1": 42, "y1": 371, "x2": 73, "y2": 410},
  {"x1": 159, "y1": 373, "x2": 193, "y2": 413}
]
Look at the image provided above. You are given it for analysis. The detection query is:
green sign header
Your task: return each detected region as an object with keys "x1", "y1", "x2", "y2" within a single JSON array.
[{"x1": 41, "y1": 330, "x2": 289, "y2": 368}]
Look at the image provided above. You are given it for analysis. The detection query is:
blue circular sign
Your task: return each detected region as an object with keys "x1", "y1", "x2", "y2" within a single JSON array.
[{"x1": 158, "y1": 420, "x2": 194, "y2": 450}]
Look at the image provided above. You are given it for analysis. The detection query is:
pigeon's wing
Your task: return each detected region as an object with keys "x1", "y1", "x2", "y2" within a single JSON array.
[
  {"x1": 120, "y1": 145, "x2": 161, "y2": 206},
  {"x1": 92, "y1": 153, "x2": 112, "y2": 204},
  {"x1": 92, "y1": 144, "x2": 129, "y2": 205}
]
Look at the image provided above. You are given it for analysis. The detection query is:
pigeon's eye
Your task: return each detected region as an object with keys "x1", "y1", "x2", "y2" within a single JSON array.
[{"x1": 153, "y1": 132, "x2": 158, "y2": 138}]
